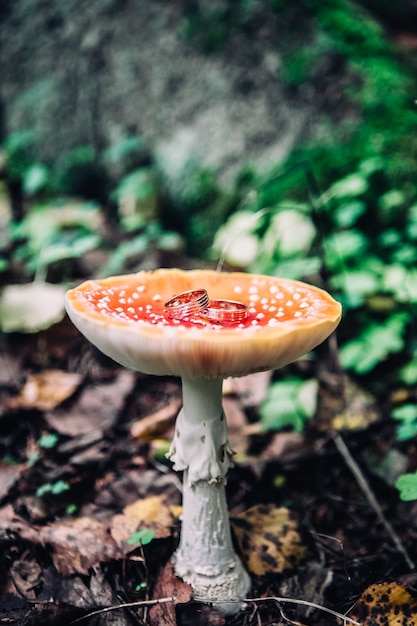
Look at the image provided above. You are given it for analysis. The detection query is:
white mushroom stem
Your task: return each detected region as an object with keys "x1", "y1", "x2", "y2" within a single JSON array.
[{"x1": 167, "y1": 377, "x2": 250, "y2": 613}]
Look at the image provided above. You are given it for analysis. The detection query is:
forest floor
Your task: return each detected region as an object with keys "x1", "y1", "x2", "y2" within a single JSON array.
[{"x1": 1, "y1": 249, "x2": 417, "y2": 626}]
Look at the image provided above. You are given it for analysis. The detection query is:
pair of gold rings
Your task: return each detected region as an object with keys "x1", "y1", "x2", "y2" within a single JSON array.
[{"x1": 164, "y1": 289, "x2": 248, "y2": 324}]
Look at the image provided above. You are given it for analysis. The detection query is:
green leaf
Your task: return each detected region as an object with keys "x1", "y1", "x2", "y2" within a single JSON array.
[
  {"x1": 127, "y1": 528, "x2": 155, "y2": 546},
  {"x1": 340, "y1": 314, "x2": 408, "y2": 374},
  {"x1": 325, "y1": 230, "x2": 367, "y2": 268},
  {"x1": 378, "y1": 190, "x2": 405, "y2": 212},
  {"x1": 260, "y1": 378, "x2": 318, "y2": 432},
  {"x1": 36, "y1": 233, "x2": 100, "y2": 268},
  {"x1": 396, "y1": 473, "x2": 417, "y2": 502},
  {"x1": 333, "y1": 200, "x2": 366, "y2": 228},
  {"x1": 382, "y1": 265, "x2": 417, "y2": 302},
  {"x1": 400, "y1": 360, "x2": 417, "y2": 385},
  {"x1": 267, "y1": 257, "x2": 322, "y2": 280},
  {"x1": 23, "y1": 163, "x2": 50, "y2": 195},
  {"x1": 36, "y1": 480, "x2": 70, "y2": 497},
  {"x1": 392, "y1": 404, "x2": 417, "y2": 440},
  {"x1": 331, "y1": 268, "x2": 381, "y2": 308},
  {"x1": 38, "y1": 433, "x2": 59, "y2": 449},
  {"x1": 330, "y1": 173, "x2": 368, "y2": 198}
]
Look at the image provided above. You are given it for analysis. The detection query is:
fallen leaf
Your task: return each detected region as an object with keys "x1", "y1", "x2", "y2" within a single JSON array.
[
  {"x1": 350, "y1": 581, "x2": 417, "y2": 625},
  {"x1": 0, "y1": 461, "x2": 25, "y2": 501},
  {"x1": 131, "y1": 395, "x2": 182, "y2": 441},
  {"x1": 45, "y1": 371, "x2": 135, "y2": 436},
  {"x1": 8, "y1": 370, "x2": 82, "y2": 411},
  {"x1": 41, "y1": 516, "x2": 123, "y2": 576},
  {"x1": 148, "y1": 561, "x2": 192, "y2": 626},
  {"x1": 0, "y1": 282, "x2": 66, "y2": 333},
  {"x1": 317, "y1": 376, "x2": 379, "y2": 432},
  {"x1": 10, "y1": 560, "x2": 42, "y2": 601},
  {"x1": 223, "y1": 371, "x2": 272, "y2": 407},
  {"x1": 111, "y1": 495, "x2": 176, "y2": 549},
  {"x1": 223, "y1": 396, "x2": 249, "y2": 457},
  {"x1": 0, "y1": 507, "x2": 124, "y2": 577},
  {"x1": 232, "y1": 505, "x2": 306, "y2": 575},
  {"x1": 261, "y1": 431, "x2": 307, "y2": 463},
  {"x1": 15, "y1": 601, "x2": 85, "y2": 626}
]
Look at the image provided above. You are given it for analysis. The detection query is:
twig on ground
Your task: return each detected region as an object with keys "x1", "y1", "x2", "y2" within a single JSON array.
[
  {"x1": 68, "y1": 597, "x2": 175, "y2": 624},
  {"x1": 332, "y1": 431, "x2": 415, "y2": 570},
  {"x1": 68, "y1": 593, "x2": 360, "y2": 625},
  {"x1": 245, "y1": 596, "x2": 361, "y2": 625}
]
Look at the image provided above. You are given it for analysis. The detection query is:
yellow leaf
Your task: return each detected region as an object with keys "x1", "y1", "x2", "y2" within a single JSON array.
[
  {"x1": 231, "y1": 505, "x2": 306, "y2": 575},
  {"x1": 351, "y1": 581, "x2": 417, "y2": 625},
  {"x1": 8, "y1": 370, "x2": 82, "y2": 411},
  {"x1": 110, "y1": 495, "x2": 175, "y2": 549}
]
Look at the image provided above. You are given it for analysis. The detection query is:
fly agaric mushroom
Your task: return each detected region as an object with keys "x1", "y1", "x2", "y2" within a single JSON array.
[{"x1": 65, "y1": 268, "x2": 341, "y2": 613}]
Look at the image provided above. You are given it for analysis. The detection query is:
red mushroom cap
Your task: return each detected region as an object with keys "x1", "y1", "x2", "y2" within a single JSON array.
[{"x1": 65, "y1": 268, "x2": 342, "y2": 379}]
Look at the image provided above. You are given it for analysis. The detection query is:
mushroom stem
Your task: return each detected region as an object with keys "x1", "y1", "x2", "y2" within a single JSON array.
[{"x1": 167, "y1": 377, "x2": 250, "y2": 613}]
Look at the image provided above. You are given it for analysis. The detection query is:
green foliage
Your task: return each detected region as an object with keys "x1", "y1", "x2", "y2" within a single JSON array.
[
  {"x1": 113, "y1": 167, "x2": 159, "y2": 231},
  {"x1": 3, "y1": 130, "x2": 35, "y2": 184},
  {"x1": 260, "y1": 378, "x2": 318, "y2": 432},
  {"x1": 38, "y1": 433, "x2": 59, "y2": 449},
  {"x1": 36, "y1": 480, "x2": 70, "y2": 497},
  {"x1": 127, "y1": 528, "x2": 155, "y2": 547},
  {"x1": 392, "y1": 405, "x2": 417, "y2": 441},
  {"x1": 298, "y1": 0, "x2": 417, "y2": 180},
  {"x1": 55, "y1": 145, "x2": 107, "y2": 200},
  {"x1": 396, "y1": 472, "x2": 417, "y2": 502},
  {"x1": 213, "y1": 155, "x2": 417, "y2": 381},
  {"x1": 11, "y1": 201, "x2": 102, "y2": 276},
  {"x1": 23, "y1": 163, "x2": 50, "y2": 196},
  {"x1": 340, "y1": 314, "x2": 409, "y2": 375}
]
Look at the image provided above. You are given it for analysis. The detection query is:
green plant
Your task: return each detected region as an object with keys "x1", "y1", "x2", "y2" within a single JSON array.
[
  {"x1": 11, "y1": 200, "x2": 102, "y2": 277},
  {"x1": 212, "y1": 156, "x2": 417, "y2": 384},
  {"x1": 392, "y1": 405, "x2": 417, "y2": 441},
  {"x1": 396, "y1": 472, "x2": 417, "y2": 502},
  {"x1": 127, "y1": 528, "x2": 155, "y2": 547},
  {"x1": 260, "y1": 378, "x2": 318, "y2": 432},
  {"x1": 36, "y1": 480, "x2": 70, "y2": 497},
  {"x1": 38, "y1": 433, "x2": 59, "y2": 449}
]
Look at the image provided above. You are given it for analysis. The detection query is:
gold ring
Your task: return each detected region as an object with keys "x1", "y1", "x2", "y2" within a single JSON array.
[
  {"x1": 164, "y1": 289, "x2": 210, "y2": 319},
  {"x1": 203, "y1": 299, "x2": 248, "y2": 324}
]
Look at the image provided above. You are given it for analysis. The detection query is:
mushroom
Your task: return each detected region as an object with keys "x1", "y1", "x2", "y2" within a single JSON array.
[{"x1": 65, "y1": 268, "x2": 341, "y2": 613}]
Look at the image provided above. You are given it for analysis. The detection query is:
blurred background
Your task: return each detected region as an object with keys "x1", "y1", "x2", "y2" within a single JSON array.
[{"x1": 1, "y1": 0, "x2": 417, "y2": 389}]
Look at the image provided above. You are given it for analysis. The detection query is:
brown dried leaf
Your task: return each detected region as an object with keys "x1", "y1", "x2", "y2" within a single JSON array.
[
  {"x1": 45, "y1": 370, "x2": 135, "y2": 436},
  {"x1": 18, "y1": 601, "x2": 85, "y2": 626},
  {"x1": 232, "y1": 505, "x2": 306, "y2": 575},
  {"x1": 10, "y1": 560, "x2": 42, "y2": 600},
  {"x1": 317, "y1": 376, "x2": 379, "y2": 432},
  {"x1": 0, "y1": 461, "x2": 25, "y2": 501},
  {"x1": 223, "y1": 371, "x2": 272, "y2": 407},
  {"x1": 111, "y1": 495, "x2": 175, "y2": 549},
  {"x1": 131, "y1": 395, "x2": 181, "y2": 441},
  {"x1": 223, "y1": 396, "x2": 249, "y2": 457},
  {"x1": 148, "y1": 561, "x2": 192, "y2": 626},
  {"x1": 41, "y1": 516, "x2": 123, "y2": 576},
  {"x1": 350, "y1": 581, "x2": 417, "y2": 625},
  {"x1": 261, "y1": 431, "x2": 307, "y2": 463},
  {"x1": 0, "y1": 507, "x2": 120, "y2": 578},
  {"x1": 8, "y1": 370, "x2": 82, "y2": 411}
]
